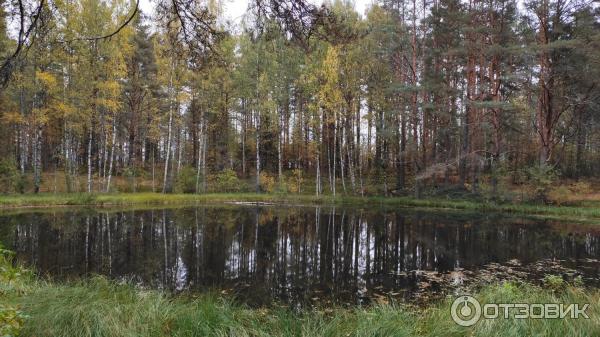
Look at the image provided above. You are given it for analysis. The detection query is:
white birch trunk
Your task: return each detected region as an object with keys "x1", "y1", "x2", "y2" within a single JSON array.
[
  {"x1": 340, "y1": 121, "x2": 346, "y2": 193},
  {"x1": 278, "y1": 110, "x2": 283, "y2": 190},
  {"x1": 255, "y1": 109, "x2": 260, "y2": 193},
  {"x1": 105, "y1": 122, "x2": 117, "y2": 192},
  {"x1": 163, "y1": 107, "x2": 173, "y2": 193},
  {"x1": 333, "y1": 109, "x2": 337, "y2": 197},
  {"x1": 196, "y1": 121, "x2": 204, "y2": 193}
]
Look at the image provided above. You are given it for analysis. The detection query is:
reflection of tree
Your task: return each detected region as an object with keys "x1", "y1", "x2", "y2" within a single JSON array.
[{"x1": 10, "y1": 207, "x2": 600, "y2": 305}]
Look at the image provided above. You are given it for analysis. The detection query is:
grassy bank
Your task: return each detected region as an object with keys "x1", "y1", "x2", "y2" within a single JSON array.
[
  {"x1": 1, "y1": 246, "x2": 598, "y2": 337},
  {"x1": 1, "y1": 192, "x2": 600, "y2": 222}
]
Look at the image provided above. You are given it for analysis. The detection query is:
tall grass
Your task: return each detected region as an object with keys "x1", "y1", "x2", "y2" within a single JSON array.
[{"x1": 3, "y1": 270, "x2": 599, "y2": 336}]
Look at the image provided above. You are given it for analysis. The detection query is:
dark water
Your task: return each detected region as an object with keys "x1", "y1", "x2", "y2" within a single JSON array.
[{"x1": 3, "y1": 205, "x2": 600, "y2": 306}]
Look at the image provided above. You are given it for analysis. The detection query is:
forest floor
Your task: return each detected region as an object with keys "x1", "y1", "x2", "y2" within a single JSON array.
[
  {"x1": 1, "y1": 246, "x2": 598, "y2": 337},
  {"x1": 0, "y1": 192, "x2": 600, "y2": 223}
]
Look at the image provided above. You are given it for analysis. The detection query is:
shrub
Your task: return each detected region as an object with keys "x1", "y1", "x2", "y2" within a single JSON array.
[
  {"x1": 288, "y1": 169, "x2": 303, "y2": 194},
  {"x1": 547, "y1": 186, "x2": 570, "y2": 206},
  {"x1": 277, "y1": 180, "x2": 288, "y2": 194},
  {"x1": 174, "y1": 166, "x2": 197, "y2": 193},
  {"x1": 525, "y1": 164, "x2": 558, "y2": 203},
  {"x1": 0, "y1": 245, "x2": 29, "y2": 336},
  {"x1": 542, "y1": 274, "x2": 565, "y2": 292},
  {"x1": 511, "y1": 168, "x2": 528, "y2": 185},
  {"x1": 119, "y1": 167, "x2": 148, "y2": 192},
  {"x1": 259, "y1": 172, "x2": 276, "y2": 193},
  {"x1": 0, "y1": 305, "x2": 27, "y2": 336},
  {"x1": 122, "y1": 166, "x2": 146, "y2": 179},
  {"x1": 212, "y1": 169, "x2": 243, "y2": 193},
  {"x1": 0, "y1": 159, "x2": 25, "y2": 194}
]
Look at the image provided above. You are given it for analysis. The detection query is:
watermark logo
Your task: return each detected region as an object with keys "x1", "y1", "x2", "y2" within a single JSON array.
[
  {"x1": 450, "y1": 295, "x2": 590, "y2": 327},
  {"x1": 451, "y1": 295, "x2": 482, "y2": 326}
]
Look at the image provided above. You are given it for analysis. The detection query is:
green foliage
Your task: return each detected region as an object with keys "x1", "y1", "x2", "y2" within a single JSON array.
[
  {"x1": 117, "y1": 167, "x2": 148, "y2": 193},
  {"x1": 0, "y1": 244, "x2": 17, "y2": 282},
  {"x1": 0, "y1": 245, "x2": 30, "y2": 337},
  {"x1": 276, "y1": 180, "x2": 288, "y2": 194},
  {"x1": 525, "y1": 164, "x2": 559, "y2": 203},
  {"x1": 0, "y1": 159, "x2": 26, "y2": 194},
  {"x1": 1, "y1": 244, "x2": 28, "y2": 336},
  {"x1": 211, "y1": 169, "x2": 244, "y2": 193},
  {"x1": 122, "y1": 167, "x2": 144, "y2": 178},
  {"x1": 174, "y1": 166, "x2": 197, "y2": 193},
  {"x1": 542, "y1": 274, "x2": 566, "y2": 291},
  {"x1": 65, "y1": 193, "x2": 97, "y2": 205},
  {"x1": 0, "y1": 0, "x2": 599, "y2": 206},
  {"x1": 0, "y1": 306, "x2": 27, "y2": 337}
]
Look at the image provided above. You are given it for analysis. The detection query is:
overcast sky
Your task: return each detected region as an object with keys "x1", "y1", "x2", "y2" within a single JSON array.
[{"x1": 139, "y1": 0, "x2": 373, "y2": 24}]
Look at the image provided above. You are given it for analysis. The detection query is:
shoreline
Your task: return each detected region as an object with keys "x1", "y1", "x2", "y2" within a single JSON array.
[{"x1": 0, "y1": 192, "x2": 599, "y2": 223}]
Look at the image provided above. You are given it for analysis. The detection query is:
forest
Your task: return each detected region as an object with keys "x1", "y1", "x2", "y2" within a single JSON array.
[
  {"x1": 0, "y1": 0, "x2": 599, "y2": 201},
  {"x1": 2, "y1": 2, "x2": 600, "y2": 336}
]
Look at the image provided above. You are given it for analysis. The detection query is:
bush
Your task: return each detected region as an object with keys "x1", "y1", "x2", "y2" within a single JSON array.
[
  {"x1": 0, "y1": 305, "x2": 27, "y2": 336},
  {"x1": 542, "y1": 274, "x2": 565, "y2": 291},
  {"x1": 1, "y1": 244, "x2": 29, "y2": 336},
  {"x1": 118, "y1": 167, "x2": 148, "y2": 193},
  {"x1": 547, "y1": 186, "x2": 570, "y2": 206},
  {"x1": 0, "y1": 159, "x2": 25, "y2": 194},
  {"x1": 122, "y1": 166, "x2": 146, "y2": 179},
  {"x1": 174, "y1": 166, "x2": 197, "y2": 193},
  {"x1": 212, "y1": 169, "x2": 243, "y2": 193},
  {"x1": 259, "y1": 172, "x2": 276, "y2": 193},
  {"x1": 525, "y1": 164, "x2": 558, "y2": 203},
  {"x1": 288, "y1": 169, "x2": 303, "y2": 194}
]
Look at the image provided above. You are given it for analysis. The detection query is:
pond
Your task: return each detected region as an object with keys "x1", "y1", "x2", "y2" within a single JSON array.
[{"x1": 3, "y1": 204, "x2": 600, "y2": 307}]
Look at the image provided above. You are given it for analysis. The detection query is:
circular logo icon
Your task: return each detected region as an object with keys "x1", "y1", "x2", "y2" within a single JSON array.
[{"x1": 451, "y1": 295, "x2": 482, "y2": 326}]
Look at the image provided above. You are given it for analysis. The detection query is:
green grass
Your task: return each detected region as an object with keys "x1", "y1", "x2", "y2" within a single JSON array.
[
  {"x1": 1, "y1": 192, "x2": 600, "y2": 223},
  {"x1": 3, "y1": 272, "x2": 599, "y2": 336}
]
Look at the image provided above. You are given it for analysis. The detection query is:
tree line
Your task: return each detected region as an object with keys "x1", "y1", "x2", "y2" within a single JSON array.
[{"x1": 0, "y1": 0, "x2": 599, "y2": 196}]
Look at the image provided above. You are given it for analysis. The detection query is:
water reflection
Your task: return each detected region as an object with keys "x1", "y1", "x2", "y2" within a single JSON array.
[{"x1": 7, "y1": 206, "x2": 600, "y2": 305}]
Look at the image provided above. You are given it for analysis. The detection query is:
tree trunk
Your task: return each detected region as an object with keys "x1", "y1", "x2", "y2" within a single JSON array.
[
  {"x1": 278, "y1": 109, "x2": 283, "y2": 190},
  {"x1": 316, "y1": 109, "x2": 323, "y2": 196},
  {"x1": 106, "y1": 122, "x2": 117, "y2": 193},
  {"x1": 332, "y1": 108, "x2": 337, "y2": 197},
  {"x1": 255, "y1": 108, "x2": 260, "y2": 193},
  {"x1": 163, "y1": 105, "x2": 173, "y2": 193},
  {"x1": 87, "y1": 126, "x2": 93, "y2": 193},
  {"x1": 33, "y1": 126, "x2": 42, "y2": 193},
  {"x1": 242, "y1": 99, "x2": 247, "y2": 177}
]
